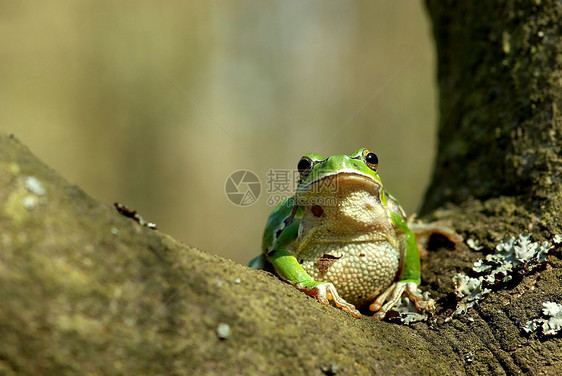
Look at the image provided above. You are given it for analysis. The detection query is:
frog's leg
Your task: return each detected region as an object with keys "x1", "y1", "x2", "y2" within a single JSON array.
[
  {"x1": 408, "y1": 221, "x2": 463, "y2": 258},
  {"x1": 268, "y1": 221, "x2": 361, "y2": 318},
  {"x1": 369, "y1": 212, "x2": 435, "y2": 319},
  {"x1": 386, "y1": 193, "x2": 462, "y2": 257},
  {"x1": 248, "y1": 254, "x2": 276, "y2": 274},
  {"x1": 249, "y1": 254, "x2": 267, "y2": 269},
  {"x1": 269, "y1": 249, "x2": 361, "y2": 318}
]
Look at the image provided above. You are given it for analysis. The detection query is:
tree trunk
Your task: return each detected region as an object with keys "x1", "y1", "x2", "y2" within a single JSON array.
[
  {"x1": 422, "y1": 0, "x2": 562, "y2": 228},
  {"x1": 1, "y1": 1, "x2": 562, "y2": 375}
]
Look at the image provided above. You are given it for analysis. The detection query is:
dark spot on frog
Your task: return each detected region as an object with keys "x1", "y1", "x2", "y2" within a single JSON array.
[
  {"x1": 311, "y1": 204, "x2": 324, "y2": 218},
  {"x1": 364, "y1": 203, "x2": 374, "y2": 211},
  {"x1": 359, "y1": 253, "x2": 365, "y2": 257},
  {"x1": 315, "y1": 253, "x2": 341, "y2": 278}
]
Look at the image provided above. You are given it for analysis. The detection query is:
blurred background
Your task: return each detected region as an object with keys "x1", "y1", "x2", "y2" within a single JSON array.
[{"x1": 1, "y1": 1, "x2": 438, "y2": 264}]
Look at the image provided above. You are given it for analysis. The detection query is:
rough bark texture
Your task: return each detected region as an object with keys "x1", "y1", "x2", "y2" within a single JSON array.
[
  {"x1": 422, "y1": 0, "x2": 562, "y2": 229},
  {"x1": 2, "y1": 2, "x2": 562, "y2": 375}
]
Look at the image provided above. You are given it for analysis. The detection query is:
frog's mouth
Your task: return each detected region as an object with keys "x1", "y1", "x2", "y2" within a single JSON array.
[{"x1": 297, "y1": 170, "x2": 381, "y2": 199}]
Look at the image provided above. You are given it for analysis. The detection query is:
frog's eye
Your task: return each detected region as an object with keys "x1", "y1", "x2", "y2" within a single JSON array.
[
  {"x1": 362, "y1": 150, "x2": 378, "y2": 170},
  {"x1": 297, "y1": 157, "x2": 313, "y2": 176}
]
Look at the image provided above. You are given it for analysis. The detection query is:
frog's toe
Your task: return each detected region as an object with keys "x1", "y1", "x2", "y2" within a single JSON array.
[
  {"x1": 369, "y1": 282, "x2": 406, "y2": 320},
  {"x1": 298, "y1": 282, "x2": 362, "y2": 318},
  {"x1": 404, "y1": 283, "x2": 435, "y2": 314},
  {"x1": 368, "y1": 284, "x2": 393, "y2": 313},
  {"x1": 369, "y1": 282, "x2": 435, "y2": 320}
]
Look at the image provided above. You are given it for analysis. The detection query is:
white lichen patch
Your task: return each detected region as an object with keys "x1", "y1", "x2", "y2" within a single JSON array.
[
  {"x1": 524, "y1": 302, "x2": 562, "y2": 336},
  {"x1": 453, "y1": 274, "x2": 490, "y2": 302},
  {"x1": 19, "y1": 176, "x2": 47, "y2": 211},
  {"x1": 467, "y1": 238, "x2": 483, "y2": 251},
  {"x1": 24, "y1": 176, "x2": 46, "y2": 196},
  {"x1": 453, "y1": 234, "x2": 556, "y2": 315},
  {"x1": 216, "y1": 323, "x2": 231, "y2": 339},
  {"x1": 22, "y1": 195, "x2": 39, "y2": 210},
  {"x1": 392, "y1": 293, "x2": 432, "y2": 324}
]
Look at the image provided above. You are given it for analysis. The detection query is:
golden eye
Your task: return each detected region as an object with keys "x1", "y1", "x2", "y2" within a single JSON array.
[{"x1": 362, "y1": 149, "x2": 378, "y2": 170}]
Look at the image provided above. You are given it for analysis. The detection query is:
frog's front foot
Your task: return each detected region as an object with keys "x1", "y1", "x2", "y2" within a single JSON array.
[
  {"x1": 296, "y1": 281, "x2": 362, "y2": 318},
  {"x1": 369, "y1": 281, "x2": 435, "y2": 320}
]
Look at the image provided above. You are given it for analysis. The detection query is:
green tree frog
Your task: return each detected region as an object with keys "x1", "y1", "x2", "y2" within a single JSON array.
[{"x1": 250, "y1": 148, "x2": 461, "y2": 319}]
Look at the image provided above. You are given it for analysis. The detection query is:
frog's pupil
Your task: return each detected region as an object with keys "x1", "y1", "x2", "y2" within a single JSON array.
[
  {"x1": 298, "y1": 158, "x2": 311, "y2": 173},
  {"x1": 366, "y1": 152, "x2": 378, "y2": 166}
]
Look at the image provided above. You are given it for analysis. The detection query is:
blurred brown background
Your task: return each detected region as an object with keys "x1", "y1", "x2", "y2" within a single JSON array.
[{"x1": 1, "y1": 1, "x2": 438, "y2": 264}]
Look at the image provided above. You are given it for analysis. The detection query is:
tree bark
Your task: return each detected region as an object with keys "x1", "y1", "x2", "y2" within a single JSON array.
[
  {"x1": 422, "y1": 0, "x2": 562, "y2": 228},
  {"x1": 1, "y1": 133, "x2": 466, "y2": 375},
  {"x1": 2, "y1": 2, "x2": 562, "y2": 375}
]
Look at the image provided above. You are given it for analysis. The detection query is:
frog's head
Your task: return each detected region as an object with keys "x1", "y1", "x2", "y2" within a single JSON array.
[{"x1": 295, "y1": 148, "x2": 387, "y2": 206}]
